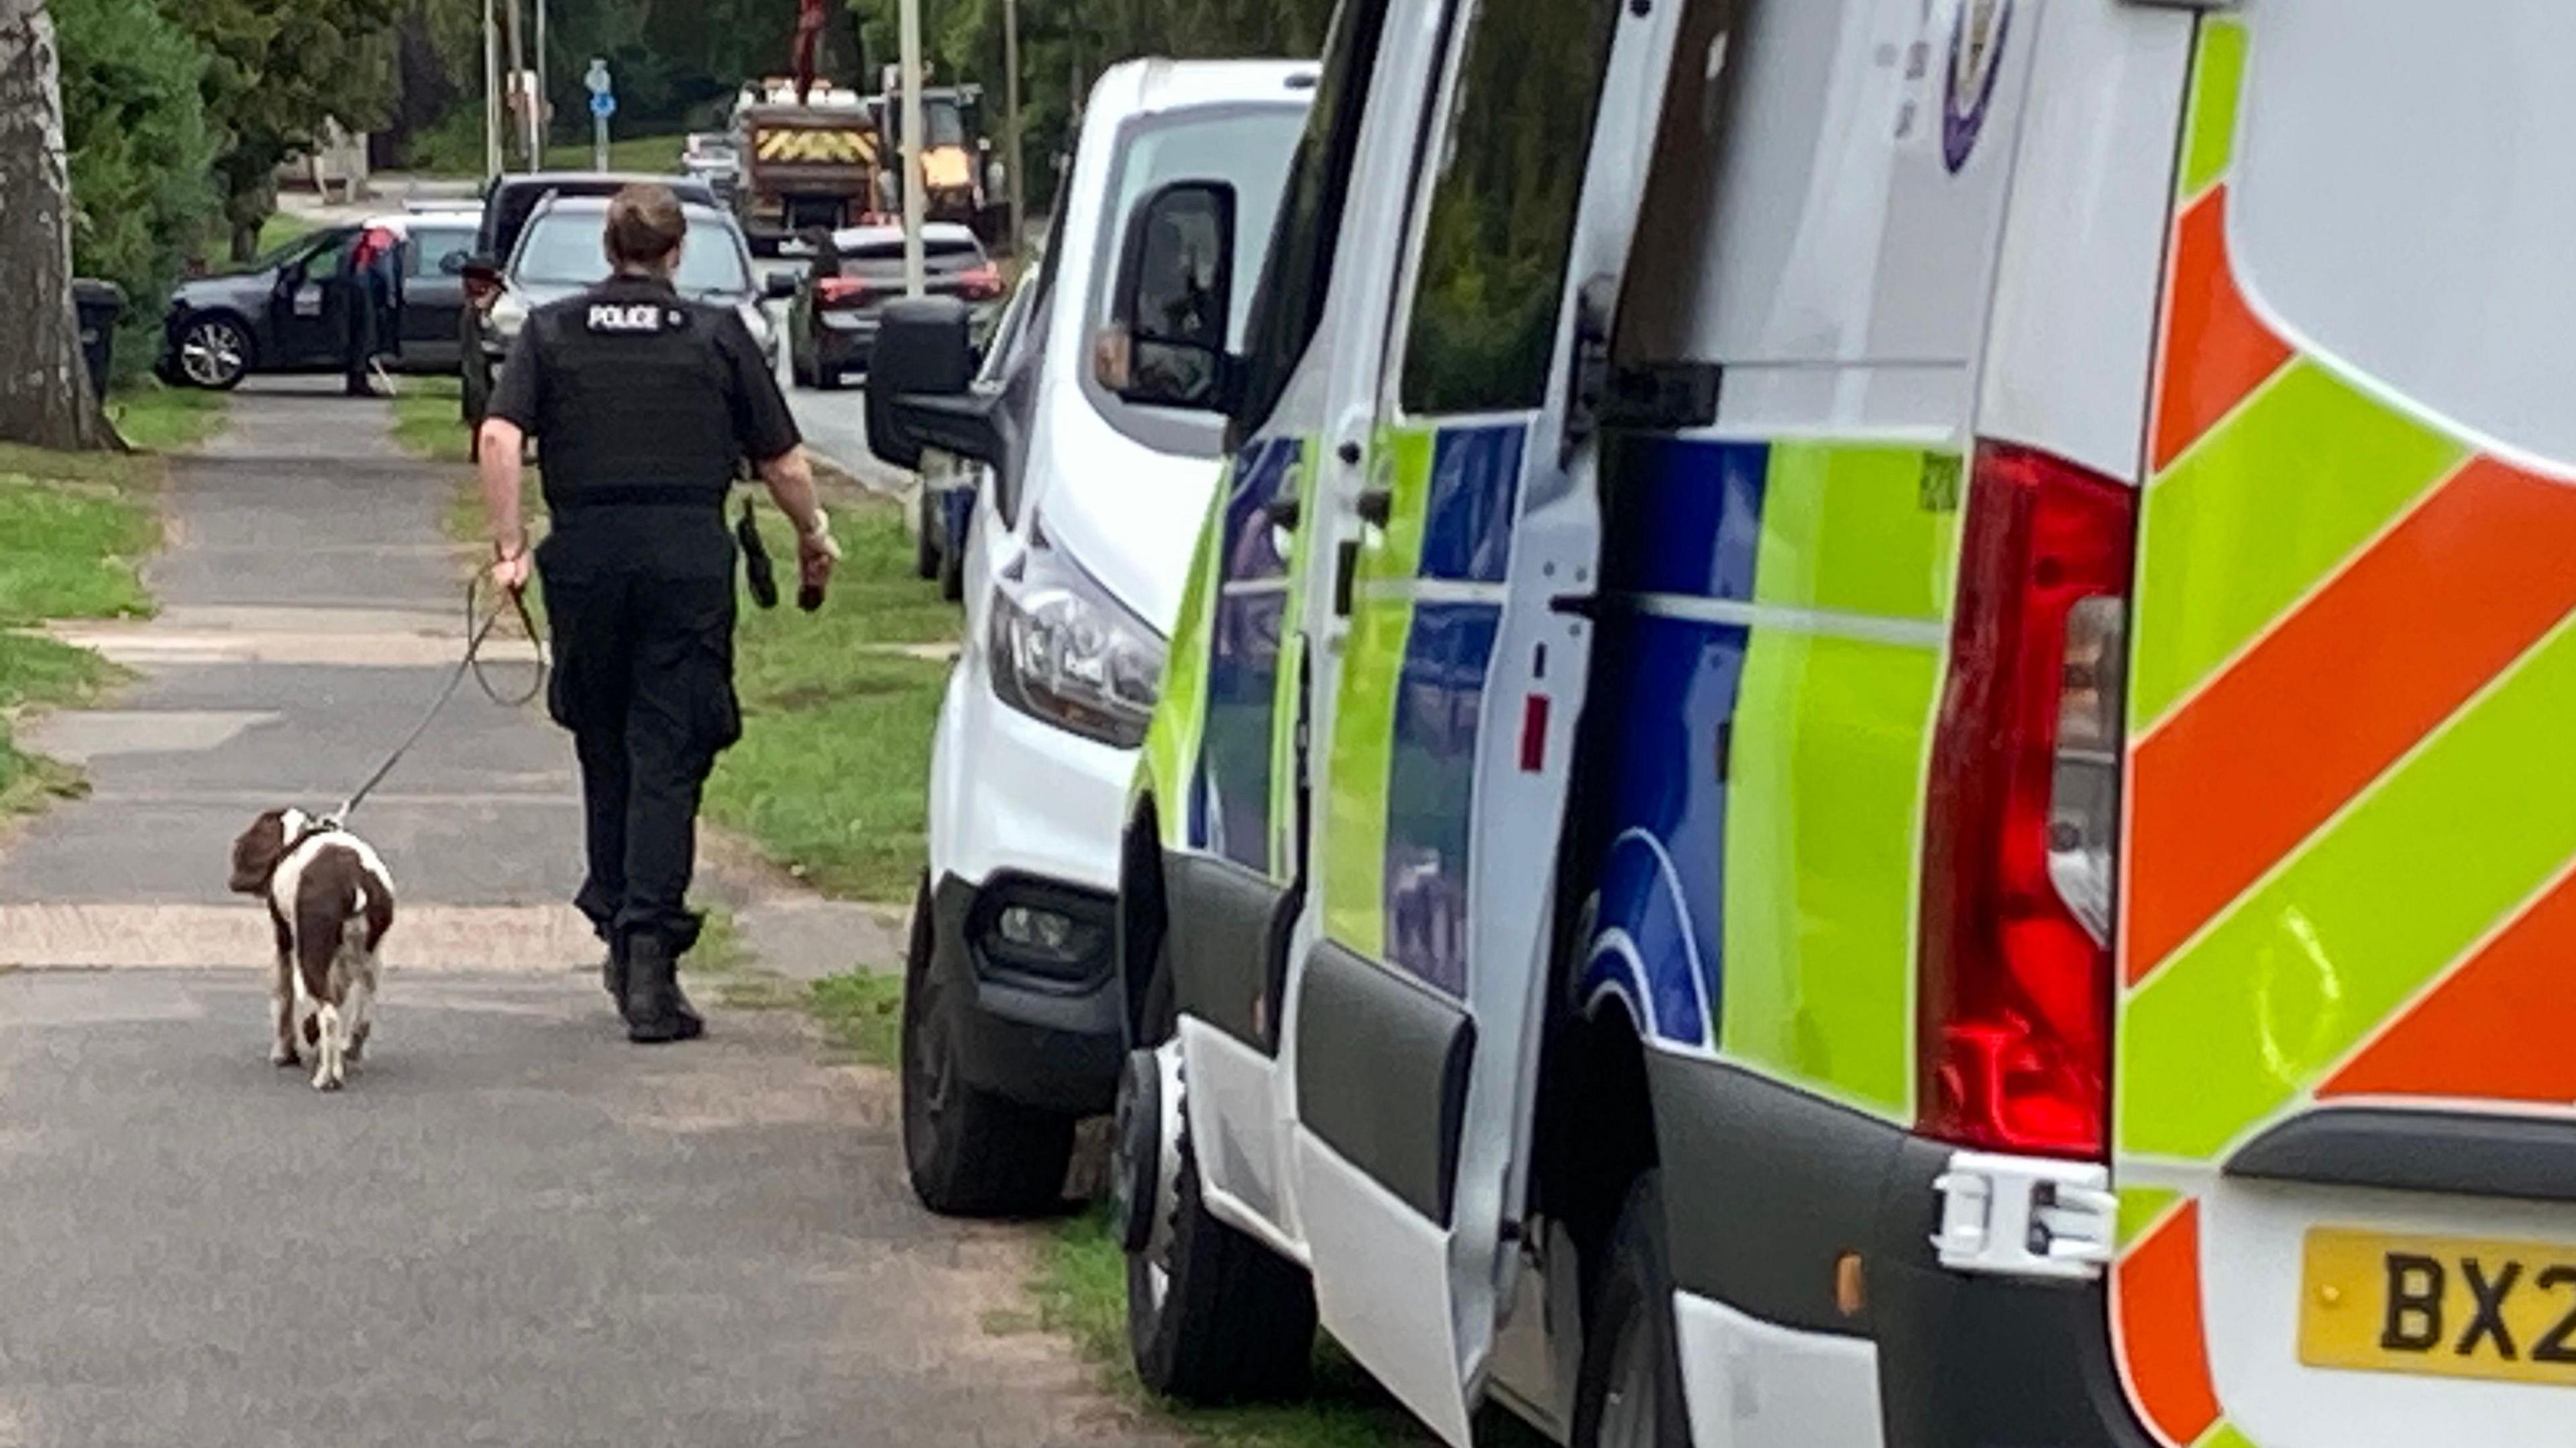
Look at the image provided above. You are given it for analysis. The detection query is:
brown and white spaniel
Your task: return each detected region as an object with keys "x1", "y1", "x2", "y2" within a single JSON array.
[{"x1": 227, "y1": 809, "x2": 396, "y2": 1091}]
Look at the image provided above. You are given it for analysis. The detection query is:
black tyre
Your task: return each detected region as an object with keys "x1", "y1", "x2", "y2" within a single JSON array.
[
  {"x1": 914, "y1": 500, "x2": 941, "y2": 580},
  {"x1": 900, "y1": 875, "x2": 1079, "y2": 1217},
  {"x1": 1124, "y1": 958, "x2": 1318, "y2": 1403},
  {"x1": 1571, "y1": 1172, "x2": 1693, "y2": 1448},
  {"x1": 176, "y1": 315, "x2": 252, "y2": 390}
]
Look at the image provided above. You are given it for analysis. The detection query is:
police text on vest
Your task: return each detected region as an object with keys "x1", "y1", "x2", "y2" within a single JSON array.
[{"x1": 588, "y1": 304, "x2": 668, "y2": 333}]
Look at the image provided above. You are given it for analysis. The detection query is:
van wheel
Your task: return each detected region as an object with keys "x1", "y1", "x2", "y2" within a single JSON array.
[
  {"x1": 900, "y1": 875, "x2": 1078, "y2": 1216},
  {"x1": 1572, "y1": 1172, "x2": 1693, "y2": 1448},
  {"x1": 914, "y1": 502, "x2": 941, "y2": 579},
  {"x1": 1121, "y1": 961, "x2": 1316, "y2": 1402}
]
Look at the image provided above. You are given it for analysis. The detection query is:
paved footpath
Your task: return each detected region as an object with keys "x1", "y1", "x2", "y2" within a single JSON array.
[{"x1": 0, "y1": 382, "x2": 1163, "y2": 1447}]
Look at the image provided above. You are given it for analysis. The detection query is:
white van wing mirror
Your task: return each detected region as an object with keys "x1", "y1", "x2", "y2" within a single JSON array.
[{"x1": 1098, "y1": 178, "x2": 1239, "y2": 414}]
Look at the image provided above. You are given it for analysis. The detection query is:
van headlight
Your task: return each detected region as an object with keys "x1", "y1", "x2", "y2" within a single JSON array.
[{"x1": 987, "y1": 525, "x2": 1164, "y2": 749}]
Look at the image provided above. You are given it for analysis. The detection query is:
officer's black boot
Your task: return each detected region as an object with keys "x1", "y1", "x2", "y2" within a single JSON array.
[
  {"x1": 621, "y1": 936, "x2": 704, "y2": 1045},
  {"x1": 602, "y1": 936, "x2": 628, "y2": 1003}
]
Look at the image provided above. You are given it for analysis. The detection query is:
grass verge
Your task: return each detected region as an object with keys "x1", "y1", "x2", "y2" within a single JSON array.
[
  {"x1": 392, "y1": 375, "x2": 472, "y2": 465},
  {"x1": 806, "y1": 968, "x2": 904, "y2": 1067},
  {"x1": 0, "y1": 447, "x2": 158, "y2": 812},
  {"x1": 104, "y1": 383, "x2": 229, "y2": 453},
  {"x1": 1026, "y1": 1211, "x2": 1444, "y2": 1448},
  {"x1": 708, "y1": 493, "x2": 958, "y2": 900},
  {"x1": 256, "y1": 211, "x2": 321, "y2": 256}
]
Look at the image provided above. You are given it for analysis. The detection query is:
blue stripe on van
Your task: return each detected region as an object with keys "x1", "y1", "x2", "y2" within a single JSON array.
[
  {"x1": 1576, "y1": 439, "x2": 1772, "y2": 1050},
  {"x1": 1418, "y1": 425, "x2": 1523, "y2": 583},
  {"x1": 1385, "y1": 600, "x2": 1501, "y2": 997}
]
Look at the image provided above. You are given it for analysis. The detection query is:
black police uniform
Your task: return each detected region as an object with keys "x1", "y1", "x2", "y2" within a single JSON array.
[{"x1": 486, "y1": 273, "x2": 798, "y2": 974}]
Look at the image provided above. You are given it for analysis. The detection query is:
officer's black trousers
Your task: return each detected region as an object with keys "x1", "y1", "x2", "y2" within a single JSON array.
[{"x1": 540, "y1": 565, "x2": 742, "y2": 958}]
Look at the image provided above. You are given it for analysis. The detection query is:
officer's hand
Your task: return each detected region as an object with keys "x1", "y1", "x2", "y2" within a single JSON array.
[
  {"x1": 491, "y1": 547, "x2": 533, "y2": 598},
  {"x1": 797, "y1": 530, "x2": 839, "y2": 602}
]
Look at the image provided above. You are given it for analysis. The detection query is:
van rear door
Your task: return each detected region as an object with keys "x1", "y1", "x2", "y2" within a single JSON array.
[
  {"x1": 2117, "y1": 10, "x2": 2576, "y2": 1446},
  {"x1": 1287, "y1": 0, "x2": 1696, "y2": 1441}
]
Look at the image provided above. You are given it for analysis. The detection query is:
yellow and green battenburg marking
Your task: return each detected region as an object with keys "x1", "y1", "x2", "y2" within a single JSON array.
[
  {"x1": 1715, "y1": 443, "x2": 1957, "y2": 1119},
  {"x1": 1320, "y1": 425, "x2": 1438, "y2": 957}
]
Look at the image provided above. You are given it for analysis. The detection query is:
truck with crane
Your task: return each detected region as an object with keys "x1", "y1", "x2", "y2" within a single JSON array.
[{"x1": 728, "y1": 75, "x2": 886, "y2": 257}]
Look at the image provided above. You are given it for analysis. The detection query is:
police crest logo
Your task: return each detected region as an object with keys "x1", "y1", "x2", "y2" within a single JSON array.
[
  {"x1": 1942, "y1": 0, "x2": 2012, "y2": 174},
  {"x1": 587, "y1": 303, "x2": 683, "y2": 334}
]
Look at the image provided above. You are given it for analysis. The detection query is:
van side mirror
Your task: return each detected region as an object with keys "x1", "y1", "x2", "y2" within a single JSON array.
[
  {"x1": 867, "y1": 296, "x2": 1004, "y2": 472},
  {"x1": 1096, "y1": 179, "x2": 1237, "y2": 414}
]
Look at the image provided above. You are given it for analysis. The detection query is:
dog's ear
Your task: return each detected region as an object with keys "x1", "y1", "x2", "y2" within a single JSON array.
[{"x1": 228, "y1": 810, "x2": 289, "y2": 894}]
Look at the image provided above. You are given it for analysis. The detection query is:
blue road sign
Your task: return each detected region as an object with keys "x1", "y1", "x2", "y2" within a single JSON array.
[{"x1": 590, "y1": 91, "x2": 617, "y2": 119}]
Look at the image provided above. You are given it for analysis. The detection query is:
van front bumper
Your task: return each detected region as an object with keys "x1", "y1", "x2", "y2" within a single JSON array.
[
  {"x1": 926, "y1": 871, "x2": 1124, "y2": 1117},
  {"x1": 1648, "y1": 1054, "x2": 2159, "y2": 1448}
]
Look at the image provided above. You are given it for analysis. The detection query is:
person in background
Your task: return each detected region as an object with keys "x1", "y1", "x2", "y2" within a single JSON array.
[
  {"x1": 460, "y1": 258, "x2": 503, "y2": 459},
  {"x1": 344, "y1": 221, "x2": 400, "y2": 398}
]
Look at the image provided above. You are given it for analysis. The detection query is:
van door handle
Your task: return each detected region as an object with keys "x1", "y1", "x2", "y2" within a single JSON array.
[
  {"x1": 1356, "y1": 488, "x2": 1394, "y2": 530},
  {"x1": 1264, "y1": 495, "x2": 1303, "y2": 531}
]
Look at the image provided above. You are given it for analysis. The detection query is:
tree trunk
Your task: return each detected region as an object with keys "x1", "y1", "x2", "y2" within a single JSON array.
[{"x1": 0, "y1": 0, "x2": 107, "y2": 451}]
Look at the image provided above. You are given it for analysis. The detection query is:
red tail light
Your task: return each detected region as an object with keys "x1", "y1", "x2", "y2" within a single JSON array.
[
  {"x1": 1919, "y1": 442, "x2": 2137, "y2": 1161},
  {"x1": 815, "y1": 276, "x2": 873, "y2": 307},
  {"x1": 957, "y1": 264, "x2": 1004, "y2": 301}
]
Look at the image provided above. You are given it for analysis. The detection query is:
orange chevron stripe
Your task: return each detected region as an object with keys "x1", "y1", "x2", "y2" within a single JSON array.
[
  {"x1": 2117, "y1": 1202, "x2": 2222, "y2": 1448},
  {"x1": 2127, "y1": 457, "x2": 2576, "y2": 979},
  {"x1": 2322, "y1": 859, "x2": 2576, "y2": 1104},
  {"x1": 2151, "y1": 186, "x2": 2294, "y2": 474}
]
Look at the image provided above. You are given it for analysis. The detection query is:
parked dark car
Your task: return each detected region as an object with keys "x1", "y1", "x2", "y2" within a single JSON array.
[
  {"x1": 786, "y1": 222, "x2": 1003, "y2": 390},
  {"x1": 159, "y1": 213, "x2": 481, "y2": 390},
  {"x1": 460, "y1": 172, "x2": 722, "y2": 421},
  {"x1": 391, "y1": 211, "x2": 482, "y2": 372}
]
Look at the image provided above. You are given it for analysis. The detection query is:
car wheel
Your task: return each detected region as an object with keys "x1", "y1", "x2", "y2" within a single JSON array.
[
  {"x1": 914, "y1": 501, "x2": 941, "y2": 580},
  {"x1": 177, "y1": 316, "x2": 252, "y2": 390},
  {"x1": 1572, "y1": 1172, "x2": 1693, "y2": 1448},
  {"x1": 899, "y1": 874, "x2": 1079, "y2": 1217},
  {"x1": 1120, "y1": 956, "x2": 1318, "y2": 1403}
]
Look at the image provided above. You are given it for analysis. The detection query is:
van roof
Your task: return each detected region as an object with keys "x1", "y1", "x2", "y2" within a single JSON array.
[{"x1": 1085, "y1": 58, "x2": 1321, "y2": 121}]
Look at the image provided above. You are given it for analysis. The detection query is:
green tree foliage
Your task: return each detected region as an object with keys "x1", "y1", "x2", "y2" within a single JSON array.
[
  {"x1": 845, "y1": 0, "x2": 1334, "y2": 213},
  {"x1": 52, "y1": 0, "x2": 217, "y2": 327},
  {"x1": 165, "y1": 0, "x2": 407, "y2": 257},
  {"x1": 386, "y1": 0, "x2": 1335, "y2": 204}
]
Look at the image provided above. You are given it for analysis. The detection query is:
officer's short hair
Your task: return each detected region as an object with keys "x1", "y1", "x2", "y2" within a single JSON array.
[{"x1": 604, "y1": 185, "x2": 688, "y2": 270}]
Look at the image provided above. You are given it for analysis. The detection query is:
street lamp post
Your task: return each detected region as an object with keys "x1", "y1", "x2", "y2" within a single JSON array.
[
  {"x1": 482, "y1": 0, "x2": 499, "y2": 181},
  {"x1": 502, "y1": 0, "x2": 529, "y2": 170},
  {"x1": 532, "y1": 0, "x2": 549, "y2": 168},
  {"x1": 899, "y1": 0, "x2": 926, "y2": 297},
  {"x1": 1004, "y1": 0, "x2": 1023, "y2": 255}
]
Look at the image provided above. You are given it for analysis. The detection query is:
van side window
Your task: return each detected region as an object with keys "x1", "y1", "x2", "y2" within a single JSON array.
[
  {"x1": 1398, "y1": 0, "x2": 1621, "y2": 414},
  {"x1": 1235, "y1": 0, "x2": 1395, "y2": 434}
]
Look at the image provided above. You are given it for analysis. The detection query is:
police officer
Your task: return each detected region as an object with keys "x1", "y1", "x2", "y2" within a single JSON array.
[{"x1": 476, "y1": 185, "x2": 839, "y2": 1044}]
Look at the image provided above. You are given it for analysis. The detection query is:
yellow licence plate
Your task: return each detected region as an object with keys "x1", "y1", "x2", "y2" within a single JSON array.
[{"x1": 2302, "y1": 1227, "x2": 2576, "y2": 1386}]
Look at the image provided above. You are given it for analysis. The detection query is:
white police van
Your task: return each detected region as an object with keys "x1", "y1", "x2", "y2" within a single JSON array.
[
  {"x1": 1098, "y1": 1, "x2": 2576, "y2": 1446},
  {"x1": 865, "y1": 59, "x2": 1313, "y2": 1216}
]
